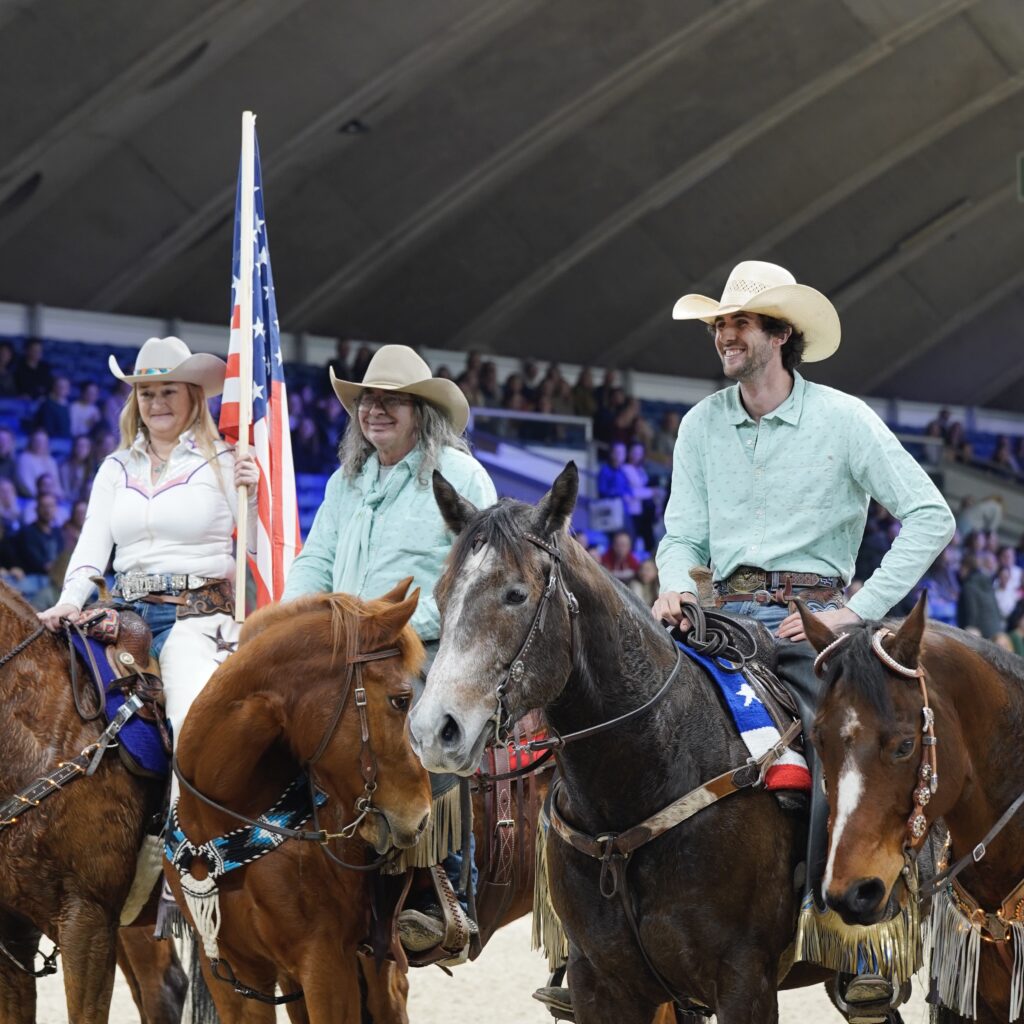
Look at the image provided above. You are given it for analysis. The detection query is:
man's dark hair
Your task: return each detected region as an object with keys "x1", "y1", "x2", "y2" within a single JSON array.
[{"x1": 759, "y1": 314, "x2": 806, "y2": 372}]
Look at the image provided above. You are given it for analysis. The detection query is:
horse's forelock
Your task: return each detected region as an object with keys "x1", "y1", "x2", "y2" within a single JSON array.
[{"x1": 820, "y1": 623, "x2": 898, "y2": 721}]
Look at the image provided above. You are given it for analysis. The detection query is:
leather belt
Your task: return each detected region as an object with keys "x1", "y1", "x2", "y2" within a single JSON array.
[
  {"x1": 114, "y1": 572, "x2": 213, "y2": 603},
  {"x1": 714, "y1": 567, "x2": 843, "y2": 595}
]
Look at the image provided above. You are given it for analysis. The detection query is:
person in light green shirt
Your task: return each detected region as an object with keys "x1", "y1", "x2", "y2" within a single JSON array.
[
  {"x1": 653, "y1": 261, "x2": 954, "y2": 1016},
  {"x1": 284, "y1": 344, "x2": 496, "y2": 957}
]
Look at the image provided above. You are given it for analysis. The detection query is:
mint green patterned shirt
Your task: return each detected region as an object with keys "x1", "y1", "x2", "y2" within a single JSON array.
[{"x1": 656, "y1": 372, "x2": 955, "y2": 622}]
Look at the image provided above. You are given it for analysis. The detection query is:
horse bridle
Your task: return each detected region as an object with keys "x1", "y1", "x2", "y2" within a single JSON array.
[{"x1": 174, "y1": 644, "x2": 403, "y2": 872}]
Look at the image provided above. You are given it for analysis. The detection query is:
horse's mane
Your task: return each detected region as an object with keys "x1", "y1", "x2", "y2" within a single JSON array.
[
  {"x1": 436, "y1": 498, "x2": 532, "y2": 607},
  {"x1": 822, "y1": 619, "x2": 1024, "y2": 721},
  {"x1": 240, "y1": 592, "x2": 423, "y2": 678}
]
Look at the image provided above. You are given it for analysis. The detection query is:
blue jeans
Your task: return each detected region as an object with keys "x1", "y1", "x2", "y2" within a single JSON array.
[{"x1": 721, "y1": 597, "x2": 841, "y2": 634}]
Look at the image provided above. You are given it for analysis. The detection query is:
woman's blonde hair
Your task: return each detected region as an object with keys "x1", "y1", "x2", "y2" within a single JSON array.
[{"x1": 118, "y1": 382, "x2": 222, "y2": 468}]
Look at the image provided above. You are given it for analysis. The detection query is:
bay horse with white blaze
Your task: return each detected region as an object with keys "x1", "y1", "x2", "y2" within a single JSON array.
[
  {"x1": 411, "y1": 464, "x2": 837, "y2": 1024},
  {"x1": 169, "y1": 579, "x2": 433, "y2": 1023},
  {"x1": 804, "y1": 595, "x2": 1024, "y2": 1023},
  {"x1": 0, "y1": 581, "x2": 185, "y2": 1024}
]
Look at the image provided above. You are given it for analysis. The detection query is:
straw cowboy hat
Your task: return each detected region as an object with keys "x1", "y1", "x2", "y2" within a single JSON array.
[
  {"x1": 330, "y1": 345, "x2": 470, "y2": 433},
  {"x1": 108, "y1": 336, "x2": 227, "y2": 397},
  {"x1": 672, "y1": 260, "x2": 841, "y2": 362}
]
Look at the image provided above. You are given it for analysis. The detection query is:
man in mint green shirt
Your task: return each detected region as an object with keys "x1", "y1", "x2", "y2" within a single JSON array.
[
  {"x1": 284, "y1": 345, "x2": 496, "y2": 958},
  {"x1": 653, "y1": 261, "x2": 954, "y2": 1016}
]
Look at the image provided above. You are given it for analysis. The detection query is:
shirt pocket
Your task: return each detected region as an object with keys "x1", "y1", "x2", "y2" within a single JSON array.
[{"x1": 773, "y1": 452, "x2": 837, "y2": 513}]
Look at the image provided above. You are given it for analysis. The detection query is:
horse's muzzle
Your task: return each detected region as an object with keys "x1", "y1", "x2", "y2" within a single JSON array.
[
  {"x1": 359, "y1": 808, "x2": 430, "y2": 853},
  {"x1": 826, "y1": 876, "x2": 890, "y2": 925}
]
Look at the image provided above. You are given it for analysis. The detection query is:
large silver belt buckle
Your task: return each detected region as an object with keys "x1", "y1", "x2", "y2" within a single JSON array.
[
  {"x1": 119, "y1": 573, "x2": 149, "y2": 602},
  {"x1": 185, "y1": 574, "x2": 207, "y2": 591}
]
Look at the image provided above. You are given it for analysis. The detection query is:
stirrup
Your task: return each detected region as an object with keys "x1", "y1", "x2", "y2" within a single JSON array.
[
  {"x1": 835, "y1": 973, "x2": 898, "y2": 1024},
  {"x1": 533, "y1": 985, "x2": 574, "y2": 1022},
  {"x1": 400, "y1": 865, "x2": 474, "y2": 965}
]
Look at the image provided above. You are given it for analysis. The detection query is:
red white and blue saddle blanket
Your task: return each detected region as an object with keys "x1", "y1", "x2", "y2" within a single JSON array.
[
  {"x1": 69, "y1": 632, "x2": 170, "y2": 779},
  {"x1": 676, "y1": 642, "x2": 810, "y2": 792}
]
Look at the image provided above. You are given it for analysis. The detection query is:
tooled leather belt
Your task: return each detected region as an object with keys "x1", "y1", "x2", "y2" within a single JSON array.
[
  {"x1": 713, "y1": 567, "x2": 845, "y2": 608},
  {"x1": 123, "y1": 578, "x2": 234, "y2": 618}
]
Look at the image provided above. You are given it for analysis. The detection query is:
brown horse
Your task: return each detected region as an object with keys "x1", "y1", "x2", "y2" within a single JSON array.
[
  {"x1": 0, "y1": 581, "x2": 185, "y2": 1024},
  {"x1": 804, "y1": 595, "x2": 1024, "y2": 1023},
  {"x1": 411, "y1": 465, "x2": 842, "y2": 1024},
  {"x1": 169, "y1": 580, "x2": 434, "y2": 1023}
]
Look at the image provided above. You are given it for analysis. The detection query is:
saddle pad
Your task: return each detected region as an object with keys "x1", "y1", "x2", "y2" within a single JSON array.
[
  {"x1": 676, "y1": 642, "x2": 810, "y2": 792},
  {"x1": 70, "y1": 632, "x2": 170, "y2": 779}
]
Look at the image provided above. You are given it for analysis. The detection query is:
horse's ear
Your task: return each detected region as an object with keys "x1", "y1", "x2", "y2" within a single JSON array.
[
  {"x1": 376, "y1": 577, "x2": 414, "y2": 605},
  {"x1": 372, "y1": 588, "x2": 421, "y2": 643},
  {"x1": 535, "y1": 462, "x2": 579, "y2": 536},
  {"x1": 795, "y1": 598, "x2": 838, "y2": 654},
  {"x1": 433, "y1": 471, "x2": 478, "y2": 536},
  {"x1": 886, "y1": 591, "x2": 927, "y2": 669}
]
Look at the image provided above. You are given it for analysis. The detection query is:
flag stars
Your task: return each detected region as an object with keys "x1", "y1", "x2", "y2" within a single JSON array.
[{"x1": 253, "y1": 317, "x2": 265, "y2": 339}]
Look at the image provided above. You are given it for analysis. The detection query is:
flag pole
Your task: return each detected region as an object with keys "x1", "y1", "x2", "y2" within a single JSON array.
[{"x1": 233, "y1": 110, "x2": 256, "y2": 623}]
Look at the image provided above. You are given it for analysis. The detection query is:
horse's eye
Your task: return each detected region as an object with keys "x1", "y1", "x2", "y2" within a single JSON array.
[
  {"x1": 893, "y1": 737, "x2": 916, "y2": 760},
  {"x1": 389, "y1": 694, "x2": 412, "y2": 713},
  {"x1": 505, "y1": 587, "x2": 528, "y2": 605}
]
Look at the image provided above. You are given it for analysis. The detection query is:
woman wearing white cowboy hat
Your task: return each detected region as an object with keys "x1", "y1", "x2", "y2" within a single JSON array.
[
  {"x1": 39, "y1": 335, "x2": 259, "y2": 770},
  {"x1": 283, "y1": 343, "x2": 496, "y2": 956}
]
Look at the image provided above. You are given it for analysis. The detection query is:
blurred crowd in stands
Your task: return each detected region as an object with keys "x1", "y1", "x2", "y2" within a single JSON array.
[{"x1": 2, "y1": 335, "x2": 1024, "y2": 642}]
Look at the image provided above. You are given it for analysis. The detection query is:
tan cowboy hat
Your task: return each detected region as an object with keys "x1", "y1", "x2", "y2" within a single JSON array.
[
  {"x1": 330, "y1": 344, "x2": 470, "y2": 433},
  {"x1": 108, "y1": 336, "x2": 227, "y2": 397},
  {"x1": 672, "y1": 260, "x2": 840, "y2": 362}
]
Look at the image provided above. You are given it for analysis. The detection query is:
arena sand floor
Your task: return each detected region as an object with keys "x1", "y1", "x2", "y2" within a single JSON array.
[{"x1": 34, "y1": 915, "x2": 931, "y2": 1022}]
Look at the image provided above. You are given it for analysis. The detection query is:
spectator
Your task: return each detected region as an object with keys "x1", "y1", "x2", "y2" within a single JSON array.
[
  {"x1": 0, "y1": 428, "x2": 15, "y2": 482},
  {"x1": 594, "y1": 369, "x2": 621, "y2": 412},
  {"x1": 61, "y1": 499, "x2": 88, "y2": 551},
  {"x1": 622, "y1": 442, "x2": 657, "y2": 553},
  {"x1": 101, "y1": 380, "x2": 132, "y2": 432},
  {"x1": 957, "y1": 553, "x2": 1003, "y2": 639},
  {"x1": 21, "y1": 474, "x2": 61, "y2": 524},
  {"x1": 572, "y1": 368, "x2": 598, "y2": 419},
  {"x1": 0, "y1": 520, "x2": 22, "y2": 579},
  {"x1": 945, "y1": 420, "x2": 965, "y2": 454},
  {"x1": 59, "y1": 435, "x2": 96, "y2": 502},
  {"x1": 925, "y1": 408, "x2": 953, "y2": 442},
  {"x1": 993, "y1": 565, "x2": 1020, "y2": 621},
  {"x1": 551, "y1": 378, "x2": 575, "y2": 419},
  {"x1": 594, "y1": 386, "x2": 626, "y2": 444},
  {"x1": 456, "y1": 369, "x2": 483, "y2": 408},
  {"x1": 70, "y1": 381, "x2": 102, "y2": 437},
  {"x1": 920, "y1": 420, "x2": 945, "y2": 469},
  {"x1": 521, "y1": 359, "x2": 542, "y2": 401},
  {"x1": 350, "y1": 345, "x2": 373, "y2": 383},
  {"x1": 91, "y1": 428, "x2": 118, "y2": 461},
  {"x1": 434, "y1": 364, "x2": 454, "y2": 381},
  {"x1": 991, "y1": 435, "x2": 1020, "y2": 478},
  {"x1": 14, "y1": 338, "x2": 53, "y2": 399},
  {"x1": 0, "y1": 341, "x2": 16, "y2": 397},
  {"x1": 35, "y1": 375, "x2": 72, "y2": 439},
  {"x1": 291, "y1": 416, "x2": 326, "y2": 474},
  {"x1": 0, "y1": 478, "x2": 20, "y2": 533},
  {"x1": 650, "y1": 410, "x2": 681, "y2": 467},
  {"x1": 918, "y1": 549, "x2": 960, "y2": 626},
  {"x1": 585, "y1": 542, "x2": 603, "y2": 564},
  {"x1": 597, "y1": 441, "x2": 633, "y2": 505},
  {"x1": 479, "y1": 362, "x2": 501, "y2": 407},
  {"x1": 998, "y1": 546, "x2": 1023, "y2": 591},
  {"x1": 15, "y1": 428, "x2": 62, "y2": 498},
  {"x1": 317, "y1": 393, "x2": 348, "y2": 450},
  {"x1": 628, "y1": 558, "x2": 660, "y2": 606},
  {"x1": 957, "y1": 494, "x2": 1003, "y2": 536},
  {"x1": 601, "y1": 530, "x2": 640, "y2": 584},
  {"x1": 325, "y1": 338, "x2": 352, "y2": 384},
  {"x1": 16, "y1": 493, "x2": 63, "y2": 575},
  {"x1": 503, "y1": 373, "x2": 528, "y2": 407}
]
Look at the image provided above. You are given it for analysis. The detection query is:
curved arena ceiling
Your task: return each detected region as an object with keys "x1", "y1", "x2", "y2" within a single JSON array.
[{"x1": 1, "y1": 0, "x2": 1023, "y2": 409}]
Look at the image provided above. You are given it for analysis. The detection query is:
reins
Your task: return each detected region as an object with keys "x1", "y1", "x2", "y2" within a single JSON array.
[{"x1": 173, "y1": 645, "x2": 403, "y2": 873}]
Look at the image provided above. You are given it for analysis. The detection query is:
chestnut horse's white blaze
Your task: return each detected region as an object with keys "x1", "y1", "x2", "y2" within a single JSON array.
[
  {"x1": 823, "y1": 754, "x2": 865, "y2": 895},
  {"x1": 410, "y1": 544, "x2": 498, "y2": 775}
]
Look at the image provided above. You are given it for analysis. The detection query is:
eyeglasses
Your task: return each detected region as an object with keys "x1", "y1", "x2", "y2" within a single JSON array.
[{"x1": 357, "y1": 394, "x2": 413, "y2": 413}]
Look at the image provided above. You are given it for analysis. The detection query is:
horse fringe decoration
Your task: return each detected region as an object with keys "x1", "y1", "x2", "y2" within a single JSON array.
[
  {"x1": 927, "y1": 884, "x2": 1024, "y2": 1021},
  {"x1": 179, "y1": 871, "x2": 222, "y2": 961},
  {"x1": 795, "y1": 864, "x2": 923, "y2": 989},
  {"x1": 384, "y1": 784, "x2": 462, "y2": 872},
  {"x1": 531, "y1": 808, "x2": 568, "y2": 969}
]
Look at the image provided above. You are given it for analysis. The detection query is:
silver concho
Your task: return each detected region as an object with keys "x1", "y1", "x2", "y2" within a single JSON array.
[
  {"x1": 510, "y1": 661, "x2": 525, "y2": 683},
  {"x1": 908, "y1": 813, "x2": 928, "y2": 839},
  {"x1": 913, "y1": 785, "x2": 932, "y2": 807}
]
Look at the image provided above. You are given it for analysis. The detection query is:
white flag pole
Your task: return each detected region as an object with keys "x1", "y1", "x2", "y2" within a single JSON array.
[{"x1": 233, "y1": 110, "x2": 256, "y2": 623}]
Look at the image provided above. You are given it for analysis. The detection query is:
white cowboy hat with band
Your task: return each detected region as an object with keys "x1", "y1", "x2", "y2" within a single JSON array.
[
  {"x1": 330, "y1": 344, "x2": 470, "y2": 434},
  {"x1": 672, "y1": 260, "x2": 841, "y2": 362},
  {"x1": 108, "y1": 336, "x2": 227, "y2": 397}
]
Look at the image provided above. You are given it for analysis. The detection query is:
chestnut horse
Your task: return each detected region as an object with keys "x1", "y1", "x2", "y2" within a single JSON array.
[
  {"x1": 411, "y1": 465, "x2": 839, "y2": 1024},
  {"x1": 0, "y1": 581, "x2": 185, "y2": 1024},
  {"x1": 169, "y1": 580, "x2": 434, "y2": 1023},
  {"x1": 804, "y1": 595, "x2": 1024, "y2": 1023}
]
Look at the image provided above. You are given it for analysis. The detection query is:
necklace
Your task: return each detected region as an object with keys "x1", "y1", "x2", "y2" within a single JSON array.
[{"x1": 148, "y1": 442, "x2": 171, "y2": 477}]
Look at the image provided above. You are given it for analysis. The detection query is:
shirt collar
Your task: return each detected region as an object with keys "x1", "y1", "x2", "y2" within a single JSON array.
[
  {"x1": 724, "y1": 371, "x2": 806, "y2": 426},
  {"x1": 130, "y1": 429, "x2": 198, "y2": 455}
]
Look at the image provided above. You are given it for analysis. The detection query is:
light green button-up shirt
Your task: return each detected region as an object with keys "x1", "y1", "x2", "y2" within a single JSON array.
[
  {"x1": 282, "y1": 446, "x2": 496, "y2": 639},
  {"x1": 656, "y1": 372, "x2": 955, "y2": 622}
]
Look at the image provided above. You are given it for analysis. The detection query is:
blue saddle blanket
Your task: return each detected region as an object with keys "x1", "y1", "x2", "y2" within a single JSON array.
[
  {"x1": 675, "y1": 642, "x2": 810, "y2": 791},
  {"x1": 70, "y1": 632, "x2": 170, "y2": 779}
]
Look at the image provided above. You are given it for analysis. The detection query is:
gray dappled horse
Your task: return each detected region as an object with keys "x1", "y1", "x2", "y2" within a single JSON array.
[{"x1": 410, "y1": 463, "x2": 836, "y2": 1024}]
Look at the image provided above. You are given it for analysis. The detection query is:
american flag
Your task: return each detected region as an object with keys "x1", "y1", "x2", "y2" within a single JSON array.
[{"x1": 219, "y1": 131, "x2": 300, "y2": 608}]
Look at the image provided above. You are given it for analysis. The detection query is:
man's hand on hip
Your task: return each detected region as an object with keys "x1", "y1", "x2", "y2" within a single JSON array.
[
  {"x1": 776, "y1": 605, "x2": 862, "y2": 643},
  {"x1": 651, "y1": 590, "x2": 699, "y2": 632}
]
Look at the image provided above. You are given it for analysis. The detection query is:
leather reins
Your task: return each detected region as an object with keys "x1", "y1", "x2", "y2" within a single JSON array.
[{"x1": 174, "y1": 645, "x2": 403, "y2": 873}]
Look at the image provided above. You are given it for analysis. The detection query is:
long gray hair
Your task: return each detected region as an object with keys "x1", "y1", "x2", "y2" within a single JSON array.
[{"x1": 338, "y1": 397, "x2": 471, "y2": 485}]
